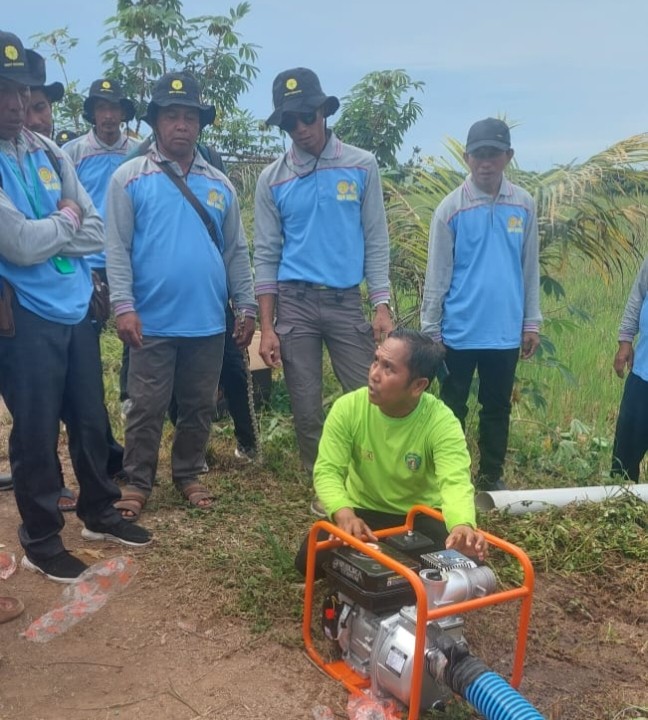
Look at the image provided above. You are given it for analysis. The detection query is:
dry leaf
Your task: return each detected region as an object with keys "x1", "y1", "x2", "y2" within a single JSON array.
[{"x1": 78, "y1": 549, "x2": 105, "y2": 560}]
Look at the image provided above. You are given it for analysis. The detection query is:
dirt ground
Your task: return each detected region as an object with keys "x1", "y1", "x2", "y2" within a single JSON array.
[
  {"x1": 1, "y1": 495, "x2": 646, "y2": 720},
  {"x1": 0, "y1": 405, "x2": 646, "y2": 719}
]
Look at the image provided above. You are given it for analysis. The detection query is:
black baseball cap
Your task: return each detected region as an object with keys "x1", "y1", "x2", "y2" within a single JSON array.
[
  {"x1": 0, "y1": 30, "x2": 44, "y2": 87},
  {"x1": 466, "y1": 118, "x2": 511, "y2": 154},
  {"x1": 29, "y1": 51, "x2": 64, "y2": 103},
  {"x1": 83, "y1": 78, "x2": 136, "y2": 124},
  {"x1": 142, "y1": 71, "x2": 216, "y2": 129},
  {"x1": 266, "y1": 67, "x2": 339, "y2": 127}
]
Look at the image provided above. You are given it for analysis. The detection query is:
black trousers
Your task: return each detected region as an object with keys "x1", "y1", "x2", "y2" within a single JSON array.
[
  {"x1": 0, "y1": 300, "x2": 121, "y2": 560},
  {"x1": 294, "y1": 508, "x2": 448, "y2": 578},
  {"x1": 441, "y1": 347, "x2": 519, "y2": 482},
  {"x1": 611, "y1": 371, "x2": 648, "y2": 482}
]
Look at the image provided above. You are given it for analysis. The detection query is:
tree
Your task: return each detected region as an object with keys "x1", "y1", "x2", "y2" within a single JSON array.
[
  {"x1": 334, "y1": 69, "x2": 424, "y2": 168},
  {"x1": 100, "y1": 0, "x2": 281, "y2": 157},
  {"x1": 31, "y1": 28, "x2": 86, "y2": 133},
  {"x1": 36, "y1": 3, "x2": 282, "y2": 159}
]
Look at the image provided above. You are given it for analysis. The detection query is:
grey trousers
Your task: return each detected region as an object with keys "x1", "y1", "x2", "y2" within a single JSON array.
[
  {"x1": 123, "y1": 334, "x2": 225, "y2": 494},
  {"x1": 276, "y1": 283, "x2": 375, "y2": 475}
]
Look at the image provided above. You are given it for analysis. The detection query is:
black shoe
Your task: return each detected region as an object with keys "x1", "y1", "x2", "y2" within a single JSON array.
[
  {"x1": 81, "y1": 519, "x2": 152, "y2": 547},
  {"x1": 0, "y1": 473, "x2": 12, "y2": 491},
  {"x1": 476, "y1": 477, "x2": 508, "y2": 492},
  {"x1": 21, "y1": 550, "x2": 88, "y2": 584}
]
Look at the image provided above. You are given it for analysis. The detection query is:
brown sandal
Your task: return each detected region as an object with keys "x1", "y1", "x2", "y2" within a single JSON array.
[
  {"x1": 180, "y1": 482, "x2": 212, "y2": 510},
  {"x1": 114, "y1": 488, "x2": 147, "y2": 522}
]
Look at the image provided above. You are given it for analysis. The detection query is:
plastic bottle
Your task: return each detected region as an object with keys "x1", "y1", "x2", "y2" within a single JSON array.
[
  {"x1": 347, "y1": 694, "x2": 400, "y2": 720},
  {"x1": 0, "y1": 551, "x2": 17, "y2": 580},
  {"x1": 22, "y1": 556, "x2": 138, "y2": 643}
]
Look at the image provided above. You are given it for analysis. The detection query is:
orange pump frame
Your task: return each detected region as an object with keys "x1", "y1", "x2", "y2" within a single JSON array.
[{"x1": 302, "y1": 504, "x2": 535, "y2": 720}]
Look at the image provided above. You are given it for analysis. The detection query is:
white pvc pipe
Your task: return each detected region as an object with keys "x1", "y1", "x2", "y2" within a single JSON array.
[{"x1": 475, "y1": 484, "x2": 648, "y2": 515}]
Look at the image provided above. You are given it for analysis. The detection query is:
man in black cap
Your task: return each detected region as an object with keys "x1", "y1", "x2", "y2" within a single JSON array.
[
  {"x1": 421, "y1": 118, "x2": 541, "y2": 492},
  {"x1": 62, "y1": 78, "x2": 139, "y2": 476},
  {"x1": 105, "y1": 71, "x2": 256, "y2": 520},
  {"x1": 63, "y1": 78, "x2": 139, "y2": 272},
  {"x1": 254, "y1": 67, "x2": 393, "y2": 515},
  {"x1": 25, "y1": 51, "x2": 63, "y2": 138},
  {"x1": 0, "y1": 30, "x2": 151, "y2": 583}
]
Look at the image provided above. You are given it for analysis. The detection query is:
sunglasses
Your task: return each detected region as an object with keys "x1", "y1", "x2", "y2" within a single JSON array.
[{"x1": 279, "y1": 111, "x2": 318, "y2": 133}]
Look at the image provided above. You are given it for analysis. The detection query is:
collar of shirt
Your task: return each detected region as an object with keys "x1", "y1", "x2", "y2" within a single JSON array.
[
  {"x1": 148, "y1": 141, "x2": 204, "y2": 177},
  {"x1": 89, "y1": 128, "x2": 130, "y2": 152},
  {"x1": 287, "y1": 130, "x2": 343, "y2": 168},
  {"x1": 464, "y1": 174, "x2": 514, "y2": 202}
]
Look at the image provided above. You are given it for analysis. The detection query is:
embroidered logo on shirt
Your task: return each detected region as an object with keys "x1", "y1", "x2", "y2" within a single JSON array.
[
  {"x1": 38, "y1": 166, "x2": 61, "y2": 191},
  {"x1": 360, "y1": 448, "x2": 374, "y2": 462},
  {"x1": 507, "y1": 216, "x2": 524, "y2": 233},
  {"x1": 206, "y1": 188, "x2": 225, "y2": 210},
  {"x1": 337, "y1": 180, "x2": 358, "y2": 202},
  {"x1": 404, "y1": 453, "x2": 422, "y2": 471}
]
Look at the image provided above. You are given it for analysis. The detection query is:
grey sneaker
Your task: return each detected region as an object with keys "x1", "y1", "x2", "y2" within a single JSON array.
[{"x1": 309, "y1": 497, "x2": 327, "y2": 518}]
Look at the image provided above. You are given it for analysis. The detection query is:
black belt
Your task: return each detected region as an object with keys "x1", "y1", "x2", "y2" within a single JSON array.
[{"x1": 282, "y1": 280, "x2": 356, "y2": 291}]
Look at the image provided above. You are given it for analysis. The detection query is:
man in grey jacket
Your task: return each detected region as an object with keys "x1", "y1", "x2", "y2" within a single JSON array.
[
  {"x1": 0, "y1": 30, "x2": 151, "y2": 583},
  {"x1": 254, "y1": 67, "x2": 393, "y2": 514},
  {"x1": 106, "y1": 71, "x2": 256, "y2": 520},
  {"x1": 421, "y1": 118, "x2": 541, "y2": 491}
]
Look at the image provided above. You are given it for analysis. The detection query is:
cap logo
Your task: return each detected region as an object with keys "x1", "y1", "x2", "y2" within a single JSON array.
[
  {"x1": 101, "y1": 80, "x2": 111, "y2": 90},
  {"x1": 4, "y1": 45, "x2": 18, "y2": 61},
  {"x1": 285, "y1": 78, "x2": 297, "y2": 91},
  {"x1": 171, "y1": 79, "x2": 183, "y2": 90}
]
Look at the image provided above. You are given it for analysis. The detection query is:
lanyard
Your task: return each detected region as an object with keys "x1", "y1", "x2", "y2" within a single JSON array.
[
  {"x1": 8, "y1": 152, "x2": 43, "y2": 219},
  {"x1": 7, "y1": 150, "x2": 75, "y2": 275}
]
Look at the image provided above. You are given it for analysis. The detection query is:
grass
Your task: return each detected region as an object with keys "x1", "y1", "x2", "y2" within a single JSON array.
[{"x1": 95, "y1": 249, "x2": 648, "y2": 718}]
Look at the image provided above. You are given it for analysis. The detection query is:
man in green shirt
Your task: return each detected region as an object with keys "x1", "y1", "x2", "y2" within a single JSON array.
[{"x1": 295, "y1": 328, "x2": 485, "y2": 575}]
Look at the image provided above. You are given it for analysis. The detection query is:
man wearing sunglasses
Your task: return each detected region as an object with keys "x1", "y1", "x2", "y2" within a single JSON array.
[
  {"x1": 254, "y1": 67, "x2": 393, "y2": 515},
  {"x1": 421, "y1": 118, "x2": 541, "y2": 493}
]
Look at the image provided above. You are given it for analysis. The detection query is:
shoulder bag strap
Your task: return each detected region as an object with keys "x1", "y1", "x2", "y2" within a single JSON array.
[{"x1": 154, "y1": 160, "x2": 224, "y2": 253}]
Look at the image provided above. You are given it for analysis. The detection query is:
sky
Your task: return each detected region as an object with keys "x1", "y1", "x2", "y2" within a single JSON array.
[{"x1": 8, "y1": 0, "x2": 648, "y2": 170}]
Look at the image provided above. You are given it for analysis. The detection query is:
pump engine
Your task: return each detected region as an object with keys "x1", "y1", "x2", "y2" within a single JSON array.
[{"x1": 321, "y1": 532, "x2": 497, "y2": 711}]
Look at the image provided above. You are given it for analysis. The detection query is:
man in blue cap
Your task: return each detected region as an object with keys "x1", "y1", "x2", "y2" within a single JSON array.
[
  {"x1": 0, "y1": 30, "x2": 151, "y2": 583},
  {"x1": 254, "y1": 67, "x2": 393, "y2": 515},
  {"x1": 421, "y1": 118, "x2": 541, "y2": 492}
]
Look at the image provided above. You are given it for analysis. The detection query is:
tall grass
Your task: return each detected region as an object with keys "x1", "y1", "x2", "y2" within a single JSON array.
[{"x1": 506, "y1": 252, "x2": 644, "y2": 487}]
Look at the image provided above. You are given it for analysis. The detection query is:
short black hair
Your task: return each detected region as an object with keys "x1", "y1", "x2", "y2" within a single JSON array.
[{"x1": 388, "y1": 327, "x2": 445, "y2": 383}]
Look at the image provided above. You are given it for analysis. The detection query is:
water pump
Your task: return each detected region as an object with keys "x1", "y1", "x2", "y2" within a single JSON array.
[{"x1": 302, "y1": 507, "x2": 545, "y2": 720}]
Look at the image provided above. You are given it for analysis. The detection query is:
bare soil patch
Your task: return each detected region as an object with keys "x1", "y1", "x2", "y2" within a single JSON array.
[{"x1": 0, "y1": 410, "x2": 646, "y2": 719}]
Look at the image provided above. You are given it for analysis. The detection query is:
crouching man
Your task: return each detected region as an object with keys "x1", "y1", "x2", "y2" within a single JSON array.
[{"x1": 295, "y1": 328, "x2": 485, "y2": 575}]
